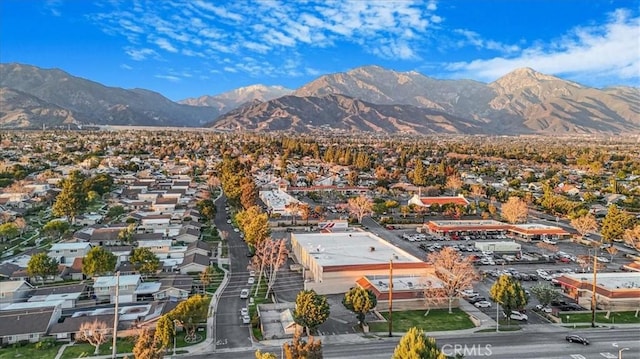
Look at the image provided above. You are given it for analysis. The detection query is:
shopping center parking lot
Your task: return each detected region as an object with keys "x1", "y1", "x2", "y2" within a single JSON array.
[{"x1": 379, "y1": 225, "x2": 637, "y2": 325}]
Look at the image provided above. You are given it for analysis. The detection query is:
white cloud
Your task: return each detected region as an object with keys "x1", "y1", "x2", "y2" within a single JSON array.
[
  {"x1": 125, "y1": 48, "x2": 159, "y2": 61},
  {"x1": 155, "y1": 74, "x2": 180, "y2": 82},
  {"x1": 446, "y1": 9, "x2": 640, "y2": 85},
  {"x1": 154, "y1": 38, "x2": 178, "y2": 53},
  {"x1": 120, "y1": 64, "x2": 133, "y2": 70}
]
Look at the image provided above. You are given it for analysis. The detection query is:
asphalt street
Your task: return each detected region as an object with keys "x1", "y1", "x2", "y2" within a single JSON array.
[
  {"x1": 191, "y1": 327, "x2": 639, "y2": 359},
  {"x1": 213, "y1": 194, "x2": 254, "y2": 350}
]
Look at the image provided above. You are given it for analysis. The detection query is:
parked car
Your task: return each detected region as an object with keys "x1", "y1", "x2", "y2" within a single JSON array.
[
  {"x1": 474, "y1": 300, "x2": 492, "y2": 308},
  {"x1": 565, "y1": 335, "x2": 589, "y2": 345},
  {"x1": 248, "y1": 277, "x2": 255, "y2": 284},
  {"x1": 506, "y1": 311, "x2": 528, "y2": 321},
  {"x1": 535, "y1": 304, "x2": 552, "y2": 313},
  {"x1": 240, "y1": 289, "x2": 249, "y2": 299},
  {"x1": 242, "y1": 315, "x2": 251, "y2": 324},
  {"x1": 240, "y1": 307, "x2": 249, "y2": 316},
  {"x1": 469, "y1": 296, "x2": 487, "y2": 304}
]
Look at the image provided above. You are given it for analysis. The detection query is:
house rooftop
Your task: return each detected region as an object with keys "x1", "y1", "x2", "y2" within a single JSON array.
[
  {"x1": 94, "y1": 274, "x2": 141, "y2": 287},
  {"x1": 50, "y1": 242, "x2": 92, "y2": 250},
  {"x1": 292, "y1": 232, "x2": 422, "y2": 267},
  {"x1": 1, "y1": 300, "x2": 65, "y2": 311}
]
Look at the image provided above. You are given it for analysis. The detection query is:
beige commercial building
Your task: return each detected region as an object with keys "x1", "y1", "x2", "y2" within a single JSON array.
[{"x1": 290, "y1": 231, "x2": 432, "y2": 295}]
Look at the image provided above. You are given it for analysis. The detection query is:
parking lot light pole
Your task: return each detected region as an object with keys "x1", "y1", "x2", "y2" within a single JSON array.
[
  {"x1": 388, "y1": 258, "x2": 393, "y2": 337},
  {"x1": 495, "y1": 301, "x2": 500, "y2": 332},
  {"x1": 618, "y1": 347, "x2": 629, "y2": 359}
]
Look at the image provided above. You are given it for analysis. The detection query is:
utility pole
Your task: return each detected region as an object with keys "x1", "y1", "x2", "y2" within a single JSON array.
[
  {"x1": 591, "y1": 248, "x2": 598, "y2": 328},
  {"x1": 112, "y1": 271, "x2": 120, "y2": 359},
  {"x1": 388, "y1": 258, "x2": 393, "y2": 337}
]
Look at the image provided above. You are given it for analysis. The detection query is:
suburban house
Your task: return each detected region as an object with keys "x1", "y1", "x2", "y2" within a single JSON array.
[
  {"x1": 26, "y1": 283, "x2": 87, "y2": 309},
  {"x1": 179, "y1": 253, "x2": 210, "y2": 274},
  {"x1": 93, "y1": 274, "x2": 142, "y2": 304},
  {"x1": 185, "y1": 241, "x2": 212, "y2": 258},
  {"x1": 48, "y1": 313, "x2": 115, "y2": 342},
  {"x1": 175, "y1": 227, "x2": 201, "y2": 243},
  {"x1": 0, "y1": 280, "x2": 33, "y2": 309},
  {"x1": 0, "y1": 300, "x2": 64, "y2": 344},
  {"x1": 0, "y1": 307, "x2": 61, "y2": 344},
  {"x1": 153, "y1": 276, "x2": 193, "y2": 301},
  {"x1": 137, "y1": 240, "x2": 172, "y2": 255},
  {"x1": 48, "y1": 242, "x2": 92, "y2": 265}
]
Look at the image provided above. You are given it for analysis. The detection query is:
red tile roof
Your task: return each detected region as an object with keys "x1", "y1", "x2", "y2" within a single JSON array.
[{"x1": 419, "y1": 196, "x2": 469, "y2": 206}]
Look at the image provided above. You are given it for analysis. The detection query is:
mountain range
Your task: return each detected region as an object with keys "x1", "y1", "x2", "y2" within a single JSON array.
[{"x1": 1, "y1": 63, "x2": 638, "y2": 134}]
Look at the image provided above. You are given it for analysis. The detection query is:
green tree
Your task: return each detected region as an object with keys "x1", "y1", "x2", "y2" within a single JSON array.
[
  {"x1": 199, "y1": 266, "x2": 216, "y2": 293},
  {"x1": 392, "y1": 327, "x2": 446, "y2": 359},
  {"x1": 52, "y1": 170, "x2": 88, "y2": 224},
  {"x1": 0, "y1": 222, "x2": 19, "y2": 242},
  {"x1": 83, "y1": 246, "x2": 117, "y2": 277},
  {"x1": 132, "y1": 327, "x2": 164, "y2": 359},
  {"x1": 27, "y1": 252, "x2": 59, "y2": 284},
  {"x1": 196, "y1": 199, "x2": 216, "y2": 221},
  {"x1": 84, "y1": 173, "x2": 114, "y2": 196},
  {"x1": 236, "y1": 206, "x2": 270, "y2": 247},
  {"x1": 282, "y1": 331, "x2": 323, "y2": 359},
  {"x1": 342, "y1": 287, "x2": 377, "y2": 327},
  {"x1": 130, "y1": 247, "x2": 160, "y2": 276},
  {"x1": 490, "y1": 274, "x2": 528, "y2": 323},
  {"x1": 42, "y1": 219, "x2": 70, "y2": 238},
  {"x1": 530, "y1": 283, "x2": 560, "y2": 308},
  {"x1": 600, "y1": 205, "x2": 635, "y2": 242},
  {"x1": 171, "y1": 294, "x2": 209, "y2": 342},
  {"x1": 106, "y1": 205, "x2": 126, "y2": 219},
  {"x1": 118, "y1": 223, "x2": 136, "y2": 244},
  {"x1": 153, "y1": 315, "x2": 174, "y2": 350},
  {"x1": 293, "y1": 290, "x2": 330, "y2": 336}
]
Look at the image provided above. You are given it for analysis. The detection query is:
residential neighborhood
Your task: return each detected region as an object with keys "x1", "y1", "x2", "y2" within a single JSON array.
[{"x1": 0, "y1": 130, "x2": 639, "y2": 358}]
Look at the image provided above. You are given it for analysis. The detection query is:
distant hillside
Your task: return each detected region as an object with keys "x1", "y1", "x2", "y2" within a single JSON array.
[
  {"x1": 179, "y1": 84, "x2": 292, "y2": 114},
  {"x1": 1, "y1": 63, "x2": 638, "y2": 134},
  {"x1": 0, "y1": 63, "x2": 219, "y2": 128}
]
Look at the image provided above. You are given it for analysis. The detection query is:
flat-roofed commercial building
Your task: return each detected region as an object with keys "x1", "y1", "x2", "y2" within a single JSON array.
[
  {"x1": 356, "y1": 274, "x2": 449, "y2": 311},
  {"x1": 555, "y1": 272, "x2": 640, "y2": 310},
  {"x1": 290, "y1": 232, "x2": 432, "y2": 295},
  {"x1": 425, "y1": 220, "x2": 570, "y2": 241}
]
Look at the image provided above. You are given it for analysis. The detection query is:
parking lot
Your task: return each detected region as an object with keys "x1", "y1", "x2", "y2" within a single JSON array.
[{"x1": 381, "y1": 225, "x2": 636, "y2": 325}]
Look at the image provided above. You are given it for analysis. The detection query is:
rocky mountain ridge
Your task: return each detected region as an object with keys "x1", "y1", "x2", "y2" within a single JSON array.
[{"x1": 1, "y1": 62, "x2": 638, "y2": 134}]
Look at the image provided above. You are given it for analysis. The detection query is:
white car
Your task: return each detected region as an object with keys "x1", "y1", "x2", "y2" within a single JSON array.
[
  {"x1": 240, "y1": 289, "x2": 249, "y2": 299},
  {"x1": 249, "y1": 270, "x2": 256, "y2": 277},
  {"x1": 474, "y1": 301, "x2": 492, "y2": 308},
  {"x1": 247, "y1": 277, "x2": 255, "y2": 284},
  {"x1": 535, "y1": 304, "x2": 552, "y2": 313},
  {"x1": 242, "y1": 315, "x2": 251, "y2": 324},
  {"x1": 542, "y1": 238, "x2": 557, "y2": 245},
  {"x1": 507, "y1": 311, "x2": 528, "y2": 321},
  {"x1": 240, "y1": 307, "x2": 249, "y2": 316}
]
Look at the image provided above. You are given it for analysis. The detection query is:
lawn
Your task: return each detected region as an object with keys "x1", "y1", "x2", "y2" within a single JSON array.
[
  {"x1": 368, "y1": 309, "x2": 475, "y2": 333},
  {"x1": 60, "y1": 339, "x2": 135, "y2": 359},
  {"x1": 250, "y1": 277, "x2": 273, "y2": 340},
  {"x1": 0, "y1": 341, "x2": 63, "y2": 359},
  {"x1": 560, "y1": 311, "x2": 640, "y2": 324}
]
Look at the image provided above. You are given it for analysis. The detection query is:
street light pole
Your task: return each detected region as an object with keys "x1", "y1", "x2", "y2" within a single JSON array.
[
  {"x1": 618, "y1": 347, "x2": 629, "y2": 359},
  {"x1": 112, "y1": 271, "x2": 119, "y2": 359},
  {"x1": 173, "y1": 320, "x2": 177, "y2": 358},
  {"x1": 591, "y1": 247, "x2": 598, "y2": 328},
  {"x1": 495, "y1": 301, "x2": 500, "y2": 332},
  {"x1": 388, "y1": 258, "x2": 393, "y2": 337}
]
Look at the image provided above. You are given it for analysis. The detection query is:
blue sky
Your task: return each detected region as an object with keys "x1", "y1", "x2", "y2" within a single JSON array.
[{"x1": 1, "y1": 0, "x2": 639, "y2": 101}]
